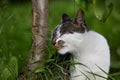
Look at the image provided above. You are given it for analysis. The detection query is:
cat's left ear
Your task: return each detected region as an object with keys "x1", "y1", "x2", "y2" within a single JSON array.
[
  {"x1": 74, "y1": 9, "x2": 85, "y2": 25},
  {"x1": 73, "y1": 9, "x2": 89, "y2": 32}
]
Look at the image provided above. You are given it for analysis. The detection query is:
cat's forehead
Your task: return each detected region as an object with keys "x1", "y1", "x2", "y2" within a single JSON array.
[
  {"x1": 57, "y1": 22, "x2": 86, "y2": 35},
  {"x1": 60, "y1": 22, "x2": 74, "y2": 29},
  {"x1": 55, "y1": 22, "x2": 75, "y2": 36},
  {"x1": 56, "y1": 22, "x2": 73, "y2": 30}
]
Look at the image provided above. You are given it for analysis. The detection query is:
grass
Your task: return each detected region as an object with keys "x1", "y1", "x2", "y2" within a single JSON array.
[
  {"x1": 0, "y1": 2, "x2": 32, "y2": 79},
  {"x1": 0, "y1": 0, "x2": 120, "y2": 80}
]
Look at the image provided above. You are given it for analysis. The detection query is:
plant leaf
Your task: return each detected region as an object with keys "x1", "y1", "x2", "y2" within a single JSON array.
[
  {"x1": 93, "y1": 0, "x2": 113, "y2": 22},
  {"x1": 35, "y1": 67, "x2": 45, "y2": 73}
]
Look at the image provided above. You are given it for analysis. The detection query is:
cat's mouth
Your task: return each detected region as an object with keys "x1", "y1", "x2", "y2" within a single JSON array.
[{"x1": 56, "y1": 45, "x2": 68, "y2": 50}]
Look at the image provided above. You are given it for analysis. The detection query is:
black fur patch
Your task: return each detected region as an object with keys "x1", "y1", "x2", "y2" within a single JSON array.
[
  {"x1": 60, "y1": 22, "x2": 88, "y2": 36},
  {"x1": 62, "y1": 13, "x2": 72, "y2": 23}
]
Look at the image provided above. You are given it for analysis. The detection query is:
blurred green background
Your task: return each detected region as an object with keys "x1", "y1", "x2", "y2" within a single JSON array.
[{"x1": 0, "y1": 0, "x2": 120, "y2": 79}]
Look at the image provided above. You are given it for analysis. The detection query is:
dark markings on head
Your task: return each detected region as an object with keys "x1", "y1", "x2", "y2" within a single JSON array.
[
  {"x1": 59, "y1": 9, "x2": 89, "y2": 36},
  {"x1": 52, "y1": 9, "x2": 89, "y2": 44}
]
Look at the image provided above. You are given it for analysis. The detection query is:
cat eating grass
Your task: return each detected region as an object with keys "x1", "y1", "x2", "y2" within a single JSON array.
[{"x1": 51, "y1": 9, "x2": 110, "y2": 80}]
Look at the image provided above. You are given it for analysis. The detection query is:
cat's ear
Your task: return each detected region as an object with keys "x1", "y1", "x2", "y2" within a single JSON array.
[
  {"x1": 73, "y1": 9, "x2": 89, "y2": 32},
  {"x1": 62, "y1": 13, "x2": 71, "y2": 23},
  {"x1": 74, "y1": 9, "x2": 85, "y2": 25}
]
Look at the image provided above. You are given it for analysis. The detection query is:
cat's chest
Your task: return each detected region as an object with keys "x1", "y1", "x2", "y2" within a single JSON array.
[{"x1": 73, "y1": 52, "x2": 100, "y2": 66}]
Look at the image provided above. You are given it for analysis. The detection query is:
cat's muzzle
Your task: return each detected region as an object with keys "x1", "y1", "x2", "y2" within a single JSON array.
[{"x1": 54, "y1": 40, "x2": 65, "y2": 50}]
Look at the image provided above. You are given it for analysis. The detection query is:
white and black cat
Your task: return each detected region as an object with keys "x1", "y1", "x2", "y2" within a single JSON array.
[{"x1": 51, "y1": 9, "x2": 110, "y2": 80}]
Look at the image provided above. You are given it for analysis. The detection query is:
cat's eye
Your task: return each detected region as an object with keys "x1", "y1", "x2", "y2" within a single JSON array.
[
  {"x1": 69, "y1": 31, "x2": 74, "y2": 34},
  {"x1": 58, "y1": 40, "x2": 65, "y2": 44}
]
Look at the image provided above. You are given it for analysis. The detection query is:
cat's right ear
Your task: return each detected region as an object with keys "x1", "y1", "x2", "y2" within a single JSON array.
[{"x1": 62, "y1": 13, "x2": 71, "y2": 23}]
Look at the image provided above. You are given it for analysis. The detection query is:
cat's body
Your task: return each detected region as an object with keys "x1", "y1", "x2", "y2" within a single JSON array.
[{"x1": 51, "y1": 9, "x2": 110, "y2": 80}]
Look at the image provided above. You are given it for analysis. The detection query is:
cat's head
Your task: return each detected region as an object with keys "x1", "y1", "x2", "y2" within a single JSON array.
[{"x1": 51, "y1": 9, "x2": 89, "y2": 54}]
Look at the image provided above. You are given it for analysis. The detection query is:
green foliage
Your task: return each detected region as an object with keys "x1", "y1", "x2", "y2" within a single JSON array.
[
  {"x1": 0, "y1": 0, "x2": 120, "y2": 80},
  {"x1": 93, "y1": 0, "x2": 113, "y2": 22},
  {"x1": 75, "y1": 0, "x2": 113, "y2": 22},
  {"x1": 0, "y1": 2, "x2": 32, "y2": 80},
  {"x1": 33, "y1": 42, "x2": 71, "y2": 80},
  {"x1": 0, "y1": 56, "x2": 18, "y2": 80}
]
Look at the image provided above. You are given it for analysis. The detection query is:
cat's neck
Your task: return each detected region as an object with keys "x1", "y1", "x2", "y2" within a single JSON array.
[{"x1": 71, "y1": 31, "x2": 109, "y2": 62}]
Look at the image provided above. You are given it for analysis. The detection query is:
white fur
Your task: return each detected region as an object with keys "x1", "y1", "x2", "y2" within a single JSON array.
[
  {"x1": 56, "y1": 31, "x2": 110, "y2": 80},
  {"x1": 56, "y1": 24, "x2": 62, "y2": 38}
]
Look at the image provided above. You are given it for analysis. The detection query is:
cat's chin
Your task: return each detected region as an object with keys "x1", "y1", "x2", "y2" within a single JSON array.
[{"x1": 57, "y1": 47, "x2": 70, "y2": 54}]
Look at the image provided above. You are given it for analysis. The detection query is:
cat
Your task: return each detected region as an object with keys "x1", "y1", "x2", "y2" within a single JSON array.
[{"x1": 51, "y1": 9, "x2": 110, "y2": 80}]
